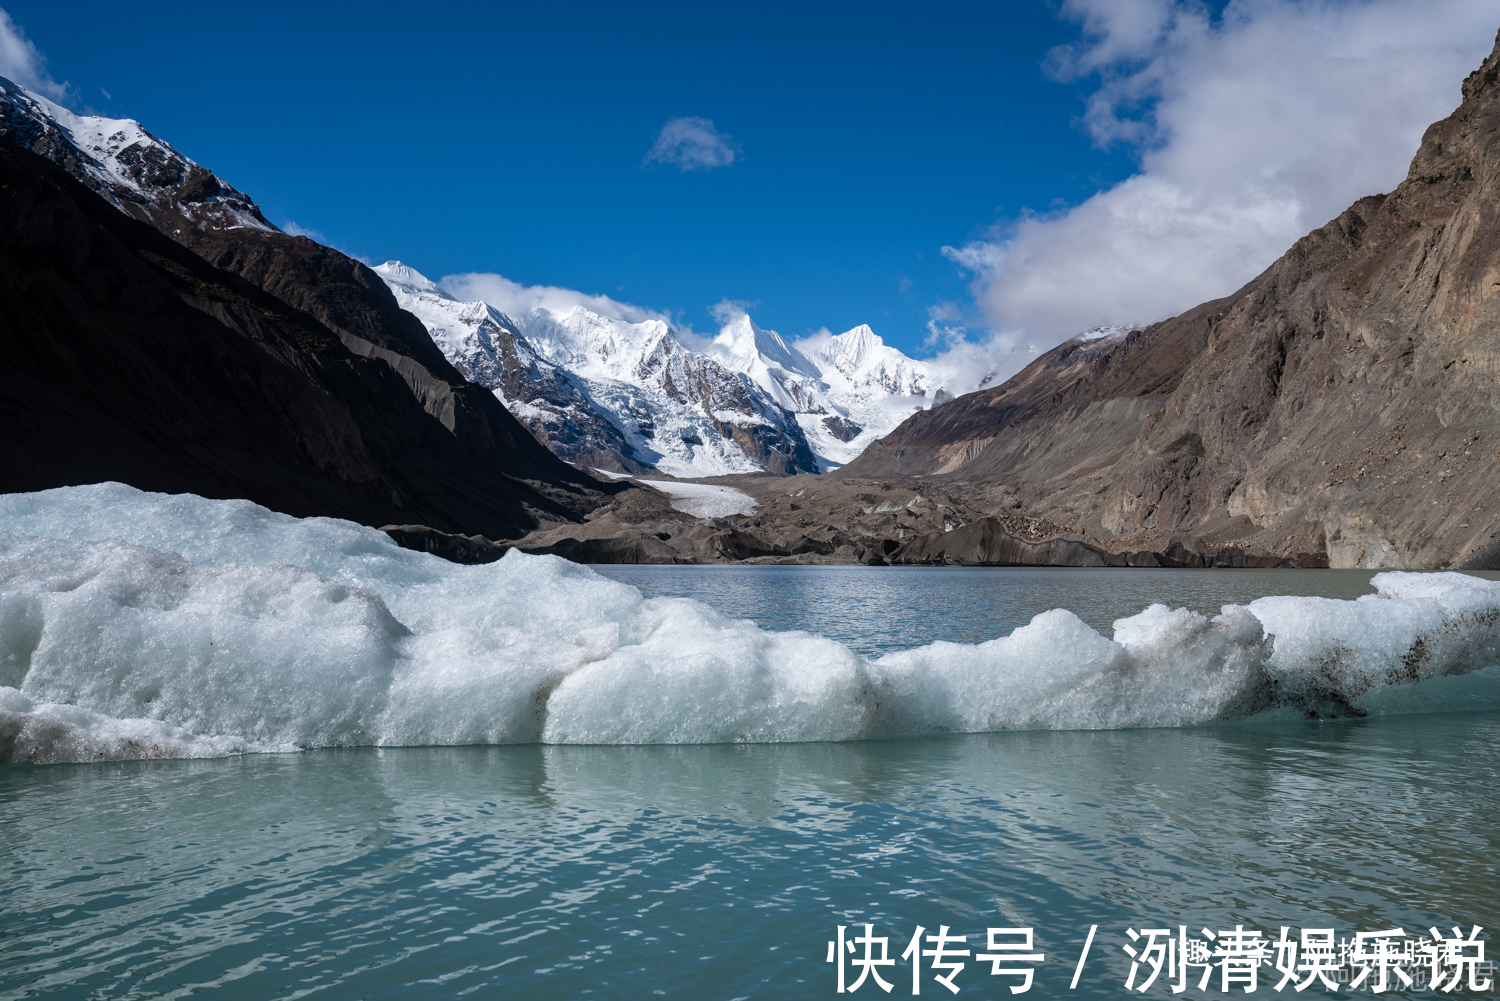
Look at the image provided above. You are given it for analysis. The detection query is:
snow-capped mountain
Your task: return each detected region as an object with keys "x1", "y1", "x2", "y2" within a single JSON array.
[
  {"x1": 376, "y1": 263, "x2": 819, "y2": 476},
  {"x1": 0, "y1": 76, "x2": 275, "y2": 238},
  {"x1": 376, "y1": 263, "x2": 941, "y2": 475},
  {"x1": 717, "y1": 318, "x2": 936, "y2": 466},
  {"x1": 1075, "y1": 324, "x2": 1134, "y2": 343}
]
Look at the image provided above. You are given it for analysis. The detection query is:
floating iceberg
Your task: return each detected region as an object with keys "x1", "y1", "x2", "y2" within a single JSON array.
[{"x1": 2, "y1": 484, "x2": 1498, "y2": 763}]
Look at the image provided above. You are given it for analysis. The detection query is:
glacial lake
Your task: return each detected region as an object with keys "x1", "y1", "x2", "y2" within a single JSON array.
[{"x1": 3, "y1": 565, "x2": 1498, "y2": 999}]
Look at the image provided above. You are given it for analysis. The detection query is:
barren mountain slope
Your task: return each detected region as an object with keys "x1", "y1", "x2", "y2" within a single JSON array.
[
  {"x1": 1087, "y1": 33, "x2": 1500, "y2": 570},
  {"x1": 844, "y1": 31, "x2": 1500, "y2": 570},
  {"x1": 841, "y1": 295, "x2": 1244, "y2": 480}
]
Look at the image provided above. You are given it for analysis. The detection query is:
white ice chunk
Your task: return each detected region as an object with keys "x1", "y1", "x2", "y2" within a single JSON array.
[{"x1": 1, "y1": 484, "x2": 1498, "y2": 764}]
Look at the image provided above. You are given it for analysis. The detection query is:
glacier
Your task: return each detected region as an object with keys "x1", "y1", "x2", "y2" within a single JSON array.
[
  {"x1": 375, "y1": 263, "x2": 940, "y2": 476},
  {"x1": 2, "y1": 484, "x2": 1499, "y2": 764}
]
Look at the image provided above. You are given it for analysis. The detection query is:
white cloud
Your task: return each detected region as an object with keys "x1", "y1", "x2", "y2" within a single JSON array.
[
  {"x1": 921, "y1": 300, "x2": 968, "y2": 350},
  {"x1": 951, "y1": 0, "x2": 1500, "y2": 346},
  {"x1": 279, "y1": 220, "x2": 377, "y2": 262},
  {"x1": 643, "y1": 116, "x2": 741, "y2": 172},
  {"x1": 904, "y1": 302, "x2": 1037, "y2": 397},
  {"x1": 0, "y1": 8, "x2": 69, "y2": 102},
  {"x1": 922, "y1": 331, "x2": 1037, "y2": 397}
]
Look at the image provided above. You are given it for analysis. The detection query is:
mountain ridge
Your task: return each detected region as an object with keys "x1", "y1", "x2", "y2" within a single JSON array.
[{"x1": 0, "y1": 76, "x2": 274, "y2": 238}]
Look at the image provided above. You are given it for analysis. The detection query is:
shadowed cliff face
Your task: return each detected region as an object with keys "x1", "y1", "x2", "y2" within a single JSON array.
[
  {"x1": 0, "y1": 142, "x2": 609, "y2": 539},
  {"x1": 842, "y1": 31, "x2": 1500, "y2": 571},
  {"x1": 176, "y1": 229, "x2": 602, "y2": 501}
]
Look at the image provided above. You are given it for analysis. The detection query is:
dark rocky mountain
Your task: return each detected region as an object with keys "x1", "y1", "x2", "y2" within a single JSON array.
[
  {"x1": 834, "y1": 31, "x2": 1500, "y2": 571},
  {"x1": 0, "y1": 140, "x2": 609, "y2": 539}
]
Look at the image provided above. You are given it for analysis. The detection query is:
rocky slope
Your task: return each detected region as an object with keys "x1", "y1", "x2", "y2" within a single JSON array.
[
  {"x1": 484, "y1": 469, "x2": 1306, "y2": 568},
  {"x1": 375, "y1": 263, "x2": 940, "y2": 477},
  {"x1": 836, "y1": 33, "x2": 1500, "y2": 571}
]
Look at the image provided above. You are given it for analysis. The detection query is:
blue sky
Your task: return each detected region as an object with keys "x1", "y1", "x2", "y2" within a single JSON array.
[
  {"x1": 7, "y1": 0, "x2": 1500, "y2": 369},
  {"x1": 5, "y1": 1, "x2": 1140, "y2": 352}
]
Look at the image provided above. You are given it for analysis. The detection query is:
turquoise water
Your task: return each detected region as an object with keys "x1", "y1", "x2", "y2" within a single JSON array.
[
  {"x1": 590, "y1": 565, "x2": 1483, "y2": 657},
  {"x1": 3, "y1": 567, "x2": 1499, "y2": 998}
]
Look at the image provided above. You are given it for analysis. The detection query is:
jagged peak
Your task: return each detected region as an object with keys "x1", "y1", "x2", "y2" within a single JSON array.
[
  {"x1": 834, "y1": 322, "x2": 881, "y2": 347},
  {"x1": 1461, "y1": 28, "x2": 1500, "y2": 102},
  {"x1": 711, "y1": 313, "x2": 821, "y2": 378},
  {"x1": 820, "y1": 323, "x2": 885, "y2": 370}
]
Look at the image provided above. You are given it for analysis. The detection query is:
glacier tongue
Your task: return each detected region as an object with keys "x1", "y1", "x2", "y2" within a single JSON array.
[
  {"x1": 638, "y1": 480, "x2": 758, "y2": 519},
  {"x1": 374, "y1": 263, "x2": 942, "y2": 475}
]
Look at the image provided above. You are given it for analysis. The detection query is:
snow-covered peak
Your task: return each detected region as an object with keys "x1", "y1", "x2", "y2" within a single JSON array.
[
  {"x1": 375, "y1": 261, "x2": 445, "y2": 298},
  {"x1": 813, "y1": 323, "x2": 883, "y2": 376},
  {"x1": 520, "y1": 303, "x2": 674, "y2": 381},
  {"x1": 711, "y1": 313, "x2": 821, "y2": 380},
  {"x1": 798, "y1": 324, "x2": 931, "y2": 399},
  {"x1": 0, "y1": 75, "x2": 275, "y2": 236}
]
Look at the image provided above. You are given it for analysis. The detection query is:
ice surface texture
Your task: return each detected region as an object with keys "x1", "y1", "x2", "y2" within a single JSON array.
[{"x1": 2, "y1": 484, "x2": 1498, "y2": 763}]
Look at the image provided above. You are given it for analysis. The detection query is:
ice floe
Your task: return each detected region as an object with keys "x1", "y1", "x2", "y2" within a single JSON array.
[{"x1": 2, "y1": 484, "x2": 1498, "y2": 763}]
